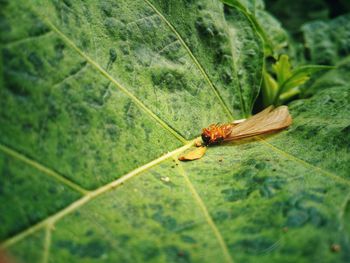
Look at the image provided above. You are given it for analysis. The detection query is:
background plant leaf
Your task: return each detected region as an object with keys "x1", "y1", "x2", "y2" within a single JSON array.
[
  {"x1": 272, "y1": 54, "x2": 292, "y2": 85},
  {"x1": 262, "y1": 70, "x2": 278, "y2": 106},
  {"x1": 221, "y1": 0, "x2": 289, "y2": 56},
  {"x1": 302, "y1": 13, "x2": 350, "y2": 65},
  {"x1": 281, "y1": 65, "x2": 333, "y2": 92},
  {"x1": 264, "y1": 0, "x2": 341, "y2": 37},
  {"x1": 1, "y1": 0, "x2": 350, "y2": 263}
]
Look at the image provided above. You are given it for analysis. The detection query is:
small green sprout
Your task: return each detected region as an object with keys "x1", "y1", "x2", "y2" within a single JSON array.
[{"x1": 262, "y1": 54, "x2": 334, "y2": 107}]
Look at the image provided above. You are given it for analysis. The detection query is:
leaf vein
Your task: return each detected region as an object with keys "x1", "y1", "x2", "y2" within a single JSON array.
[
  {"x1": 144, "y1": 0, "x2": 234, "y2": 119},
  {"x1": 52, "y1": 61, "x2": 88, "y2": 88},
  {"x1": 174, "y1": 157, "x2": 234, "y2": 263},
  {"x1": 42, "y1": 224, "x2": 52, "y2": 263},
  {"x1": 39, "y1": 14, "x2": 187, "y2": 144},
  {"x1": 259, "y1": 138, "x2": 350, "y2": 186},
  {"x1": 0, "y1": 143, "x2": 89, "y2": 195},
  {"x1": 3, "y1": 31, "x2": 54, "y2": 47},
  {"x1": 0, "y1": 140, "x2": 196, "y2": 248}
]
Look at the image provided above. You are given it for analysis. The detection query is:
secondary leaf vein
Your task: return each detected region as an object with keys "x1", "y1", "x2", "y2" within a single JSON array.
[
  {"x1": 42, "y1": 224, "x2": 52, "y2": 263},
  {"x1": 39, "y1": 15, "x2": 187, "y2": 144},
  {"x1": 174, "y1": 157, "x2": 234, "y2": 263},
  {"x1": 259, "y1": 138, "x2": 350, "y2": 186},
  {"x1": 0, "y1": 143, "x2": 89, "y2": 195},
  {"x1": 144, "y1": 0, "x2": 234, "y2": 120},
  {"x1": 3, "y1": 31, "x2": 54, "y2": 47}
]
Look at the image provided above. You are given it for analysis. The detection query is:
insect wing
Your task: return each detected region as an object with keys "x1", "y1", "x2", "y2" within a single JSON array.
[{"x1": 226, "y1": 106, "x2": 292, "y2": 140}]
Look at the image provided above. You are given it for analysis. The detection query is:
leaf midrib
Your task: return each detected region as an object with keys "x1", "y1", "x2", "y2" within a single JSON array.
[
  {"x1": 3, "y1": 130, "x2": 348, "y2": 250},
  {"x1": 0, "y1": 140, "x2": 197, "y2": 248}
]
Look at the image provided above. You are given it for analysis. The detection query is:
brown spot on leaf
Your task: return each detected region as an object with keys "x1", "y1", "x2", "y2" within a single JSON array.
[
  {"x1": 178, "y1": 146, "x2": 207, "y2": 161},
  {"x1": 331, "y1": 244, "x2": 341, "y2": 252}
]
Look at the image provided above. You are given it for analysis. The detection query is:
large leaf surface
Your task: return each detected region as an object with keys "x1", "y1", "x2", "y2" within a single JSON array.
[{"x1": 1, "y1": 0, "x2": 350, "y2": 263}]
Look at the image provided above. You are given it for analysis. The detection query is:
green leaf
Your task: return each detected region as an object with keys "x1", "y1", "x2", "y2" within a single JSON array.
[
  {"x1": 1, "y1": 1, "x2": 350, "y2": 263},
  {"x1": 0, "y1": 0, "x2": 264, "y2": 191},
  {"x1": 279, "y1": 87, "x2": 300, "y2": 102},
  {"x1": 221, "y1": 0, "x2": 290, "y2": 56},
  {"x1": 264, "y1": 0, "x2": 332, "y2": 36},
  {"x1": 303, "y1": 56, "x2": 350, "y2": 96},
  {"x1": 272, "y1": 54, "x2": 292, "y2": 86},
  {"x1": 254, "y1": 9, "x2": 289, "y2": 55},
  {"x1": 271, "y1": 62, "x2": 333, "y2": 105},
  {"x1": 262, "y1": 70, "x2": 278, "y2": 107},
  {"x1": 302, "y1": 14, "x2": 350, "y2": 65},
  {"x1": 281, "y1": 65, "x2": 334, "y2": 93},
  {"x1": 261, "y1": 55, "x2": 332, "y2": 106}
]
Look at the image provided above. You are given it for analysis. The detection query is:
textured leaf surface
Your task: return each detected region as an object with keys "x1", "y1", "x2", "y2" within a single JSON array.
[
  {"x1": 264, "y1": 0, "x2": 331, "y2": 35},
  {"x1": 302, "y1": 14, "x2": 350, "y2": 65},
  {"x1": 222, "y1": 0, "x2": 289, "y2": 56},
  {"x1": 1, "y1": 1, "x2": 350, "y2": 263}
]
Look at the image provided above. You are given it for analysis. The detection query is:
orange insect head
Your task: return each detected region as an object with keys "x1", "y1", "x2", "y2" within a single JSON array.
[{"x1": 201, "y1": 123, "x2": 233, "y2": 145}]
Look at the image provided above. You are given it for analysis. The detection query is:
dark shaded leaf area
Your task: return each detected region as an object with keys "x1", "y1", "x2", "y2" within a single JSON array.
[{"x1": 0, "y1": 0, "x2": 349, "y2": 262}]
